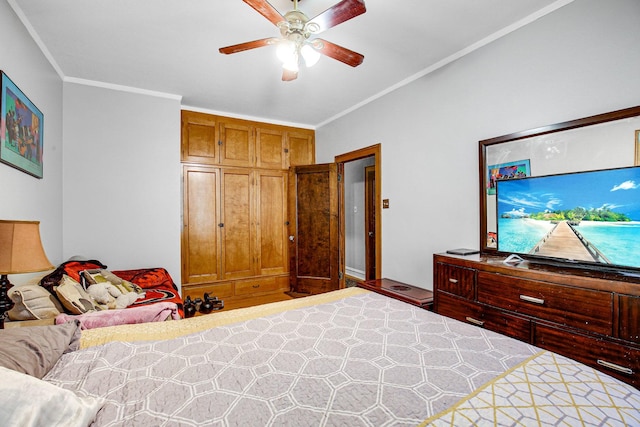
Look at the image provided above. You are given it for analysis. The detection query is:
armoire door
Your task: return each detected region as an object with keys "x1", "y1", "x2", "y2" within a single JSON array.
[
  {"x1": 256, "y1": 128, "x2": 285, "y2": 169},
  {"x1": 256, "y1": 170, "x2": 289, "y2": 276},
  {"x1": 288, "y1": 163, "x2": 343, "y2": 294},
  {"x1": 182, "y1": 165, "x2": 221, "y2": 284},
  {"x1": 181, "y1": 111, "x2": 219, "y2": 164},
  {"x1": 220, "y1": 168, "x2": 254, "y2": 280},
  {"x1": 287, "y1": 131, "x2": 315, "y2": 167},
  {"x1": 219, "y1": 121, "x2": 254, "y2": 167}
]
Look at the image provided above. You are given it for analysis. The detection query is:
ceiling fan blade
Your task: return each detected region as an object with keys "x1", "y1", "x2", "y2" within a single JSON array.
[
  {"x1": 242, "y1": 0, "x2": 284, "y2": 26},
  {"x1": 219, "y1": 37, "x2": 278, "y2": 54},
  {"x1": 315, "y1": 39, "x2": 364, "y2": 67},
  {"x1": 282, "y1": 69, "x2": 298, "y2": 81},
  {"x1": 308, "y1": 0, "x2": 366, "y2": 33}
]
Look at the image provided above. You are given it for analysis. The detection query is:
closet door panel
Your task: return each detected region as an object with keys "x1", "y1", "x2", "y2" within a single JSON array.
[
  {"x1": 256, "y1": 128, "x2": 285, "y2": 169},
  {"x1": 256, "y1": 170, "x2": 288, "y2": 276},
  {"x1": 287, "y1": 131, "x2": 315, "y2": 167},
  {"x1": 221, "y1": 169, "x2": 254, "y2": 279},
  {"x1": 220, "y1": 121, "x2": 254, "y2": 167},
  {"x1": 181, "y1": 111, "x2": 219, "y2": 164},
  {"x1": 182, "y1": 166, "x2": 220, "y2": 284}
]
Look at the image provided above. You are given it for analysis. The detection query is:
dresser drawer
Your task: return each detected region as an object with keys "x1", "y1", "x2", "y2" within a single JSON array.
[
  {"x1": 437, "y1": 293, "x2": 531, "y2": 342},
  {"x1": 235, "y1": 276, "x2": 285, "y2": 296},
  {"x1": 435, "y1": 262, "x2": 476, "y2": 299},
  {"x1": 619, "y1": 294, "x2": 640, "y2": 344},
  {"x1": 534, "y1": 323, "x2": 640, "y2": 387},
  {"x1": 183, "y1": 282, "x2": 234, "y2": 300},
  {"x1": 477, "y1": 272, "x2": 613, "y2": 336}
]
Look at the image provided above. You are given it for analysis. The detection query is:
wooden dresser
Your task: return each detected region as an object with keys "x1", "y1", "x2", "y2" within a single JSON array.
[{"x1": 433, "y1": 253, "x2": 640, "y2": 387}]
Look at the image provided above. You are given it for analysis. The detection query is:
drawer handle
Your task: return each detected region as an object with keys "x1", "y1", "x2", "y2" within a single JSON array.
[
  {"x1": 519, "y1": 295, "x2": 544, "y2": 305},
  {"x1": 465, "y1": 317, "x2": 484, "y2": 327},
  {"x1": 252, "y1": 285, "x2": 260, "y2": 289},
  {"x1": 597, "y1": 359, "x2": 634, "y2": 375},
  {"x1": 448, "y1": 278, "x2": 458, "y2": 284}
]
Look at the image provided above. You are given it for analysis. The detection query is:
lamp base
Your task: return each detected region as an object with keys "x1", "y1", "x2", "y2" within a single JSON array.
[{"x1": 0, "y1": 274, "x2": 15, "y2": 329}]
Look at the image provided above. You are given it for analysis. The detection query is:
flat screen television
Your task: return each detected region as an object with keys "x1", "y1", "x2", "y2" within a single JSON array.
[{"x1": 496, "y1": 165, "x2": 640, "y2": 273}]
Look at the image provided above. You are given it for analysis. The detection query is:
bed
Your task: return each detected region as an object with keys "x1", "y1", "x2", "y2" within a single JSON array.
[{"x1": 1, "y1": 287, "x2": 638, "y2": 426}]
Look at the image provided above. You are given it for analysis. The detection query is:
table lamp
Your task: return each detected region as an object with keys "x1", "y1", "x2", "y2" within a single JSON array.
[{"x1": 0, "y1": 220, "x2": 54, "y2": 328}]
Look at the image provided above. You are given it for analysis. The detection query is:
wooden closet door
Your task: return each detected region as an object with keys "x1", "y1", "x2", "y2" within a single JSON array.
[
  {"x1": 220, "y1": 168, "x2": 254, "y2": 279},
  {"x1": 256, "y1": 170, "x2": 288, "y2": 276},
  {"x1": 288, "y1": 163, "x2": 342, "y2": 294},
  {"x1": 220, "y1": 121, "x2": 254, "y2": 167},
  {"x1": 181, "y1": 111, "x2": 219, "y2": 164},
  {"x1": 182, "y1": 166, "x2": 221, "y2": 284},
  {"x1": 256, "y1": 128, "x2": 285, "y2": 169},
  {"x1": 287, "y1": 131, "x2": 315, "y2": 167}
]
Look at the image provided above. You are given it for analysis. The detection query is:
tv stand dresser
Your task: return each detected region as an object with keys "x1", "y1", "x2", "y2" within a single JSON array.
[{"x1": 433, "y1": 253, "x2": 640, "y2": 387}]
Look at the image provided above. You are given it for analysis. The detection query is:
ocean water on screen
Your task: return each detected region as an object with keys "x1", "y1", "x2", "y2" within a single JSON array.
[
  {"x1": 498, "y1": 218, "x2": 640, "y2": 268},
  {"x1": 575, "y1": 221, "x2": 640, "y2": 268}
]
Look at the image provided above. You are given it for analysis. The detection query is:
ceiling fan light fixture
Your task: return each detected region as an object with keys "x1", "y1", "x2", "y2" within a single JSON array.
[
  {"x1": 282, "y1": 55, "x2": 299, "y2": 72},
  {"x1": 276, "y1": 40, "x2": 296, "y2": 64},
  {"x1": 301, "y1": 43, "x2": 321, "y2": 67},
  {"x1": 220, "y1": 0, "x2": 367, "y2": 81}
]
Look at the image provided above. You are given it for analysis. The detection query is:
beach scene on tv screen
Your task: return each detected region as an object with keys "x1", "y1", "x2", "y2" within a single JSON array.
[{"x1": 496, "y1": 166, "x2": 640, "y2": 269}]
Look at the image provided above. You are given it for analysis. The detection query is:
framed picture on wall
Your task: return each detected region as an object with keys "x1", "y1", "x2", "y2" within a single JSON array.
[
  {"x1": 486, "y1": 159, "x2": 531, "y2": 195},
  {"x1": 0, "y1": 71, "x2": 44, "y2": 178}
]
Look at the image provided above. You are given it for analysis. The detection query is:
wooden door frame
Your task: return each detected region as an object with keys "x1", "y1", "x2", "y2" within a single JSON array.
[{"x1": 335, "y1": 144, "x2": 381, "y2": 280}]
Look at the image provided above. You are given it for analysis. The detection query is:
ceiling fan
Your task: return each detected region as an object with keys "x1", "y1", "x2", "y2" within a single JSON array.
[{"x1": 219, "y1": 0, "x2": 366, "y2": 81}]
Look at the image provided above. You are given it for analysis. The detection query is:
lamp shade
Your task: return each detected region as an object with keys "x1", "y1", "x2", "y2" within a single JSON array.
[{"x1": 0, "y1": 220, "x2": 53, "y2": 274}]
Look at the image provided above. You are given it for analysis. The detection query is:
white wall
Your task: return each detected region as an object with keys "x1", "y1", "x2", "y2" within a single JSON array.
[
  {"x1": 62, "y1": 82, "x2": 182, "y2": 286},
  {"x1": 5, "y1": 0, "x2": 639, "y2": 293},
  {"x1": 2, "y1": 2, "x2": 183, "y2": 288},
  {"x1": 316, "y1": 0, "x2": 640, "y2": 289},
  {"x1": 0, "y1": 1, "x2": 63, "y2": 284}
]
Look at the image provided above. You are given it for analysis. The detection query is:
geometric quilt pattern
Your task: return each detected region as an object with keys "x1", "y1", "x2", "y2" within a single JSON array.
[
  {"x1": 43, "y1": 290, "x2": 635, "y2": 426},
  {"x1": 422, "y1": 350, "x2": 640, "y2": 426}
]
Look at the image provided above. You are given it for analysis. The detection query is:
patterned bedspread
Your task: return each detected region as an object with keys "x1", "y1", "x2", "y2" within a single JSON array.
[
  {"x1": 44, "y1": 288, "x2": 640, "y2": 426},
  {"x1": 422, "y1": 351, "x2": 640, "y2": 426}
]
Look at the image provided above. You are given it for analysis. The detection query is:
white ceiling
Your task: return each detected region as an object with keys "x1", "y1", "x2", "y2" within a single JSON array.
[{"x1": 9, "y1": 0, "x2": 568, "y2": 128}]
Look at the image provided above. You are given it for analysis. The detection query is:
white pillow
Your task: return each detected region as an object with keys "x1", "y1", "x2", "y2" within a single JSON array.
[
  {"x1": 8, "y1": 284, "x2": 63, "y2": 320},
  {"x1": 0, "y1": 366, "x2": 104, "y2": 427}
]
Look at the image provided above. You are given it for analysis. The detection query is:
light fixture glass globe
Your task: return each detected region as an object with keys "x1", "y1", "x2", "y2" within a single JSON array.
[
  {"x1": 301, "y1": 43, "x2": 321, "y2": 67},
  {"x1": 276, "y1": 40, "x2": 296, "y2": 64},
  {"x1": 282, "y1": 56, "x2": 299, "y2": 72}
]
